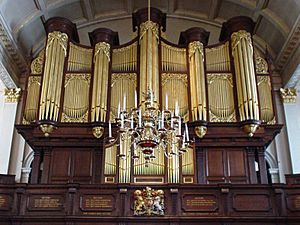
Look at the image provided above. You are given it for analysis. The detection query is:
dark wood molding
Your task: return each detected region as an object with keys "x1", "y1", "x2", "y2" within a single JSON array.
[
  {"x1": 179, "y1": 27, "x2": 210, "y2": 46},
  {"x1": 132, "y1": 7, "x2": 166, "y2": 32},
  {"x1": 219, "y1": 16, "x2": 255, "y2": 42},
  {"x1": 88, "y1": 28, "x2": 119, "y2": 46},
  {"x1": 44, "y1": 17, "x2": 79, "y2": 43}
]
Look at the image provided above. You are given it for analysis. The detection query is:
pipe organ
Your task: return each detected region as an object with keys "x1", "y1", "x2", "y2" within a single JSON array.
[{"x1": 20, "y1": 9, "x2": 278, "y2": 187}]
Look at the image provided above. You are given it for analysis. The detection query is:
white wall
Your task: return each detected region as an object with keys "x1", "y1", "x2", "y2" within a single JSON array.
[
  {"x1": 0, "y1": 80, "x2": 18, "y2": 174},
  {"x1": 284, "y1": 92, "x2": 300, "y2": 173}
]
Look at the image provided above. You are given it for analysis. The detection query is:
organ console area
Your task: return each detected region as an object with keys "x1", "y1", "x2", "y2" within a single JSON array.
[{"x1": 0, "y1": 7, "x2": 299, "y2": 225}]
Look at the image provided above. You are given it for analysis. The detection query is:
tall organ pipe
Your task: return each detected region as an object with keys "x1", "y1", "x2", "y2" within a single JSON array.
[
  {"x1": 37, "y1": 17, "x2": 79, "y2": 136},
  {"x1": 39, "y1": 31, "x2": 68, "y2": 122},
  {"x1": 179, "y1": 27, "x2": 210, "y2": 121},
  {"x1": 231, "y1": 31, "x2": 259, "y2": 121},
  {"x1": 89, "y1": 28, "x2": 119, "y2": 123},
  {"x1": 132, "y1": 7, "x2": 166, "y2": 104},
  {"x1": 219, "y1": 16, "x2": 260, "y2": 136},
  {"x1": 139, "y1": 21, "x2": 160, "y2": 103}
]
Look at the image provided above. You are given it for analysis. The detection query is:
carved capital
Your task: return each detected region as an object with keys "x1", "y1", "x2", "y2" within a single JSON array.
[
  {"x1": 94, "y1": 42, "x2": 110, "y2": 62},
  {"x1": 4, "y1": 88, "x2": 21, "y2": 103},
  {"x1": 280, "y1": 88, "x2": 297, "y2": 103}
]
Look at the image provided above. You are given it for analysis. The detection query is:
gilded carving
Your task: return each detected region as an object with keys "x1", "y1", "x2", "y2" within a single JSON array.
[
  {"x1": 28, "y1": 76, "x2": 41, "y2": 86},
  {"x1": 92, "y1": 126, "x2": 104, "y2": 138},
  {"x1": 209, "y1": 111, "x2": 236, "y2": 123},
  {"x1": 111, "y1": 73, "x2": 137, "y2": 87},
  {"x1": 133, "y1": 187, "x2": 164, "y2": 216},
  {"x1": 139, "y1": 21, "x2": 159, "y2": 40},
  {"x1": 231, "y1": 30, "x2": 252, "y2": 51},
  {"x1": 94, "y1": 42, "x2": 111, "y2": 62},
  {"x1": 31, "y1": 49, "x2": 45, "y2": 74},
  {"x1": 4, "y1": 88, "x2": 21, "y2": 103},
  {"x1": 64, "y1": 73, "x2": 91, "y2": 87},
  {"x1": 46, "y1": 31, "x2": 68, "y2": 57},
  {"x1": 255, "y1": 54, "x2": 269, "y2": 74},
  {"x1": 61, "y1": 111, "x2": 88, "y2": 123},
  {"x1": 188, "y1": 41, "x2": 204, "y2": 59},
  {"x1": 39, "y1": 124, "x2": 56, "y2": 137},
  {"x1": 194, "y1": 126, "x2": 207, "y2": 138},
  {"x1": 280, "y1": 88, "x2": 297, "y2": 103},
  {"x1": 207, "y1": 73, "x2": 233, "y2": 86},
  {"x1": 161, "y1": 73, "x2": 187, "y2": 87},
  {"x1": 267, "y1": 117, "x2": 276, "y2": 125}
]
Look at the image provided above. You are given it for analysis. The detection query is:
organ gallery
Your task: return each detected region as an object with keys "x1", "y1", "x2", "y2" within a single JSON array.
[{"x1": 0, "y1": 7, "x2": 300, "y2": 225}]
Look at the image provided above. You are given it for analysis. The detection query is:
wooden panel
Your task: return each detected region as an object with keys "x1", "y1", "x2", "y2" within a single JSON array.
[
  {"x1": 73, "y1": 150, "x2": 93, "y2": 183},
  {"x1": 232, "y1": 194, "x2": 270, "y2": 211},
  {"x1": 206, "y1": 150, "x2": 225, "y2": 183},
  {"x1": 73, "y1": 151, "x2": 92, "y2": 177},
  {"x1": 50, "y1": 150, "x2": 71, "y2": 183},
  {"x1": 227, "y1": 150, "x2": 246, "y2": 177},
  {"x1": 207, "y1": 150, "x2": 224, "y2": 176}
]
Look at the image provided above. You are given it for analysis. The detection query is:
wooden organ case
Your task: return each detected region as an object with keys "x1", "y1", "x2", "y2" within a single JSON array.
[{"x1": 1, "y1": 7, "x2": 299, "y2": 225}]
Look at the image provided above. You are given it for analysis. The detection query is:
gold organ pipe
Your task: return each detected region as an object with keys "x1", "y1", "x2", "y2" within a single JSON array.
[
  {"x1": 231, "y1": 31, "x2": 259, "y2": 121},
  {"x1": 24, "y1": 77, "x2": 41, "y2": 123},
  {"x1": 91, "y1": 42, "x2": 110, "y2": 122},
  {"x1": 246, "y1": 43, "x2": 259, "y2": 119},
  {"x1": 39, "y1": 32, "x2": 68, "y2": 121},
  {"x1": 237, "y1": 43, "x2": 248, "y2": 119},
  {"x1": 139, "y1": 21, "x2": 159, "y2": 103},
  {"x1": 234, "y1": 53, "x2": 245, "y2": 120},
  {"x1": 241, "y1": 39, "x2": 254, "y2": 119}
]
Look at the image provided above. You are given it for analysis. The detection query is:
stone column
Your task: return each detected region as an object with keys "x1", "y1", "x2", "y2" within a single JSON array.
[
  {"x1": 0, "y1": 87, "x2": 20, "y2": 174},
  {"x1": 280, "y1": 88, "x2": 300, "y2": 174}
]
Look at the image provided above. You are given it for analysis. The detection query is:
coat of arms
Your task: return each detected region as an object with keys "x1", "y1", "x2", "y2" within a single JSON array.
[{"x1": 133, "y1": 186, "x2": 164, "y2": 216}]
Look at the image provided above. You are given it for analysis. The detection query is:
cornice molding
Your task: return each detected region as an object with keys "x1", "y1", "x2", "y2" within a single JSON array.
[
  {"x1": 0, "y1": 60, "x2": 16, "y2": 88},
  {"x1": 0, "y1": 14, "x2": 27, "y2": 87},
  {"x1": 275, "y1": 14, "x2": 300, "y2": 71}
]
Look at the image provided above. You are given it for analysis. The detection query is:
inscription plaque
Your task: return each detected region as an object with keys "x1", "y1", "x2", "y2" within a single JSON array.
[
  {"x1": 287, "y1": 195, "x2": 300, "y2": 211},
  {"x1": 0, "y1": 195, "x2": 11, "y2": 211},
  {"x1": 233, "y1": 194, "x2": 270, "y2": 211},
  {"x1": 182, "y1": 195, "x2": 218, "y2": 212},
  {"x1": 28, "y1": 195, "x2": 63, "y2": 211},
  {"x1": 80, "y1": 195, "x2": 114, "y2": 211}
]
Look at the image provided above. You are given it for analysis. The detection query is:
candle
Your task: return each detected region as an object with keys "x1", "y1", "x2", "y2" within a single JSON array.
[
  {"x1": 139, "y1": 109, "x2": 142, "y2": 127},
  {"x1": 109, "y1": 121, "x2": 112, "y2": 137},
  {"x1": 162, "y1": 110, "x2": 164, "y2": 128},
  {"x1": 135, "y1": 90, "x2": 137, "y2": 108},
  {"x1": 123, "y1": 95, "x2": 126, "y2": 111},
  {"x1": 165, "y1": 95, "x2": 168, "y2": 110},
  {"x1": 121, "y1": 113, "x2": 124, "y2": 128},
  {"x1": 185, "y1": 123, "x2": 189, "y2": 141},
  {"x1": 178, "y1": 118, "x2": 181, "y2": 135},
  {"x1": 131, "y1": 115, "x2": 134, "y2": 129},
  {"x1": 175, "y1": 101, "x2": 179, "y2": 116},
  {"x1": 117, "y1": 102, "x2": 121, "y2": 118}
]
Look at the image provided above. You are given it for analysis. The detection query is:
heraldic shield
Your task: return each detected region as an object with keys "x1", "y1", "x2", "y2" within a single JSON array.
[{"x1": 133, "y1": 187, "x2": 165, "y2": 216}]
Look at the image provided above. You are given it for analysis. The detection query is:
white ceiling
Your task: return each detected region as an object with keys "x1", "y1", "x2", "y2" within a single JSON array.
[{"x1": 0, "y1": 0, "x2": 300, "y2": 89}]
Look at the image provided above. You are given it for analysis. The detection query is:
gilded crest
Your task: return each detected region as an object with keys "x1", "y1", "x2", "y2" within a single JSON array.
[{"x1": 133, "y1": 187, "x2": 164, "y2": 216}]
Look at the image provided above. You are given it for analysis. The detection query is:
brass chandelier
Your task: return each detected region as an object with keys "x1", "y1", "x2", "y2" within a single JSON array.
[{"x1": 108, "y1": 89, "x2": 192, "y2": 165}]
